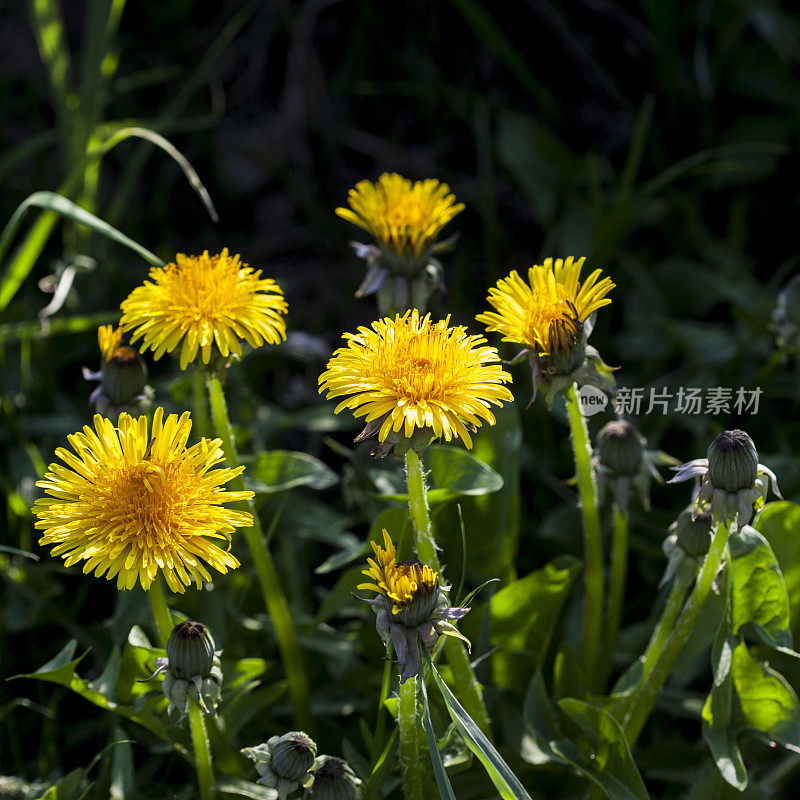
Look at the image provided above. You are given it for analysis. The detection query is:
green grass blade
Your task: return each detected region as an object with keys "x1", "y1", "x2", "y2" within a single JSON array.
[
  {"x1": 419, "y1": 661, "x2": 458, "y2": 800},
  {"x1": 0, "y1": 192, "x2": 162, "y2": 313},
  {"x1": 105, "y1": 2, "x2": 259, "y2": 225},
  {"x1": 27, "y1": 0, "x2": 74, "y2": 139},
  {"x1": 424, "y1": 650, "x2": 532, "y2": 800},
  {"x1": 101, "y1": 126, "x2": 219, "y2": 222}
]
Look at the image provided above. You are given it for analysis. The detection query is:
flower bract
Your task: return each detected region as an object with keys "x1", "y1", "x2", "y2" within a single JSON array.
[
  {"x1": 318, "y1": 309, "x2": 513, "y2": 450},
  {"x1": 120, "y1": 249, "x2": 288, "y2": 370},
  {"x1": 33, "y1": 408, "x2": 252, "y2": 592}
]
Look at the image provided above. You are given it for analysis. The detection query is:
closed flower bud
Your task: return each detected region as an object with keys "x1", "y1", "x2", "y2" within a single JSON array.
[
  {"x1": 707, "y1": 430, "x2": 758, "y2": 493},
  {"x1": 673, "y1": 506, "x2": 713, "y2": 558},
  {"x1": 272, "y1": 732, "x2": 318, "y2": 781},
  {"x1": 306, "y1": 756, "x2": 361, "y2": 800},
  {"x1": 167, "y1": 621, "x2": 215, "y2": 680},
  {"x1": 597, "y1": 420, "x2": 644, "y2": 477},
  {"x1": 102, "y1": 345, "x2": 149, "y2": 404}
]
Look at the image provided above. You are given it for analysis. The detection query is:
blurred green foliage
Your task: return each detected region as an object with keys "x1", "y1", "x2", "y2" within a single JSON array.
[{"x1": 3, "y1": 0, "x2": 800, "y2": 797}]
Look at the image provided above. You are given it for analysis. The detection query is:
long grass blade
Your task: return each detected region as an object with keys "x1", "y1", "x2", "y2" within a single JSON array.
[
  {"x1": 419, "y1": 661, "x2": 458, "y2": 800},
  {"x1": 424, "y1": 650, "x2": 532, "y2": 800},
  {"x1": 0, "y1": 192, "x2": 162, "y2": 313},
  {"x1": 101, "y1": 127, "x2": 219, "y2": 222}
]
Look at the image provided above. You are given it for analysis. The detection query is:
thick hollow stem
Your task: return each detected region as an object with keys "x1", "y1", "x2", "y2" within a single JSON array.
[
  {"x1": 188, "y1": 699, "x2": 215, "y2": 800},
  {"x1": 147, "y1": 575, "x2": 173, "y2": 647},
  {"x1": 404, "y1": 450, "x2": 491, "y2": 736},
  {"x1": 398, "y1": 676, "x2": 424, "y2": 800},
  {"x1": 599, "y1": 505, "x2": 629, "y2": 688},
  {"x1": 622, "y1": 520, "x2": 729, "y2": 747},
  {"x1": 565, "y1": 383, "x2": 604, "y2": 689},
  {"x1": 206, "y1": 373, "x2": 312, "y2": 731}
]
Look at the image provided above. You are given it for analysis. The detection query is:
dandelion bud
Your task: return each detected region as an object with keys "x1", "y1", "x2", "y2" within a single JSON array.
[
  {"x1": 243, "y1": 733, "x2": 318, "y2": 798},
  {"x1": 167, "y1": 621, "x2": 215, "y2": 680},
  {"x1": 272, "y1": 732, "x2": 318, "y2": 781},
  {"x1": 306, "y1": 756, "x2": 361, "y2": 800},
  {"x1": 542, "y1": 316, "x2": 585, "y2": 376},
  {"x1": 102, "y1": 345, "x2": 149, "y2": 404},
  {"x1": 673, "y1": 506, "x2": 713, "y2": 558},
  {"x1": 707, "y1": 430, "x2": 758, "y2": 493},
  {"x1": 597, "y1": 420, "x2": 644, "y2": 477}
]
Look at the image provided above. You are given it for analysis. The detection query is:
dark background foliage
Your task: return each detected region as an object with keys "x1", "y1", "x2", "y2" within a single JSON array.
[{"x1": 2, "y1": 0, "x2": 800, "y2": 797}]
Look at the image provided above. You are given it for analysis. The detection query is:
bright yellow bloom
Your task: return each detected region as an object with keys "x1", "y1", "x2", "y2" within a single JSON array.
[
  {"x1": 336, "y1": 173, "x2": 464, "y2": 259},
  {"x1": 476, "y1": 257, "x2": 614, "y2": 355},
  {"x1": 358, "y1": 531, "x2": 438, "y2": 615},
  {"x1": 98, "y1": 324, "x2": 124, "y2": 362},
  {"x1": 33, "y1": 408, "x2": 252, "y2": 593},
  {"x1": 318, "y1": 310, "x2": 513, "y2": 448},
  {"x1": 120, "y1": 249, "x2": 288, "y2": 370}
]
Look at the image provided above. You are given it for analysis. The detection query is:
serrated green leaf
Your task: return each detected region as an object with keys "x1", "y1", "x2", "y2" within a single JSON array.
[
  {"x1": 521, "y1": 671, "x2": 564, "y2": 765},
  {"x1": 754, "y1": 502, "x2": 800, "y2": 639},
  {"x1": 488, "y1": 555, "x2": 582, "y2": 690},
  {"x1": 245, "y1": 450, "x2": 339, "y2": 494},
  {"x1": 552, "y1": 698, "x2": 649, "y2": 800},
  {"x1": 702, "y1": 566, "x2": 748, "y2": 790},
  {"x1": 731, "y1": 641, "x2": 800, "y2": 752},
  {"x1": 216, "y1": 777, "x2": 278, "y2": 800},
  {"x1": 729, "y1": 525, "x2": 792, "y2": 649},
  {"x1": 370, "y1": 444, "x2": 503, "y2": 504}
]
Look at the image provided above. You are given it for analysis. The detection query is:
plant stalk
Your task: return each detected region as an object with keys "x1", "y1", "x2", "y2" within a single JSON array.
[
  {"x1": 188, "y1": 699, "x2": 215, "y2": 800},
  {"x1": 404, "y1": 449, "x2": 491, "y2": 737},
  {"x1": 565, "y1": 383, "x2": 604, "y2": 690},
  {"x1": 622, "y1": 520, "x2": 729, "y2": 746},
  {"x1": 147, "y1": 574, "x2": 173, "y2": 647},
  {"x1": 206, "y1": 372, "x2": 312, "y2": 731},
  {"x1": 599, "y1": 505, "x2": 629, "y2": 688},
  {"x1": 398, "y1": 676, "x2": 424, "y2": 800}
]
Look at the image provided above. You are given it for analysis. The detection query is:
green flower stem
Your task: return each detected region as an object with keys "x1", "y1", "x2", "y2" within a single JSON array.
[
  {"x1": 640, "y1": 561, "x2": 695, "y2": 678},
  {"x1": 404, "y1": 450, "x2": 492, "y2": 737},
  {"x1": 599, "y1": 505, "x2": 629, "y2": 688},
  {"x1": 188, "y1": 698, "x2": 215, "y2": 800},
  {"x1": 622, "y1": 520, "x2": 729, "y2": 747},
  {"x1": 565, "y1": 383, "x2": 604, "y2": 689},
  {"x1": 372, "y1": 658, "x2": 392, "y2": 761},
  {"x1": 147, "y1": 575, "x2": 174, "y2": 647},
  {"x1": 398, "y1": 676, "x2": 424, "y2": 800},
  {"x1": 206, "y1": 373, "x2": 312, "y2": 731}
]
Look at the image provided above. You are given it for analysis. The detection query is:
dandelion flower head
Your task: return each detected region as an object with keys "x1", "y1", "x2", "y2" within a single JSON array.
[
  {"x1": 33, "y1": 408, "x2": 252, "y2": 592},
  {"x1": 358, "y1": 531, "x2": 438, "y2": 615},
  {"x1": 318, "y1": 309, "x2": 513, "y2": 448},
  {"x1": 120, "y1": 249, "x2": 288, "y2": 370},
  {"x1": 336, "y1": 173, "x2": 464, "y2": 260},
  {"x1": 477, "y1": 257, "x2": 614, "y2": 355}
]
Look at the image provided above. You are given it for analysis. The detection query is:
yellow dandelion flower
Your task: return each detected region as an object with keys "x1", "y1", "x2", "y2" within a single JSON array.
[
  {"x1": 33, "y1": 407, "x2": 253, "y2": 593},
  {"x1": 358, "y1": 531, "x2": 439, "y2": 615},
  {"x1": 98, "y1": 324, "x2": 124, "y2": 362},
  {"x1": 476, "y1": 257, "x2": 614, "y2": 355},
  {"x1": 120, "y1": 248, "x2": 288, "y2": 370},
  {"x1": 318, "y1": 309, "x2": 513, "y2": 449},
  {"x1": 336, "y1": 173, "x2": 464, "y2": 259}
]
